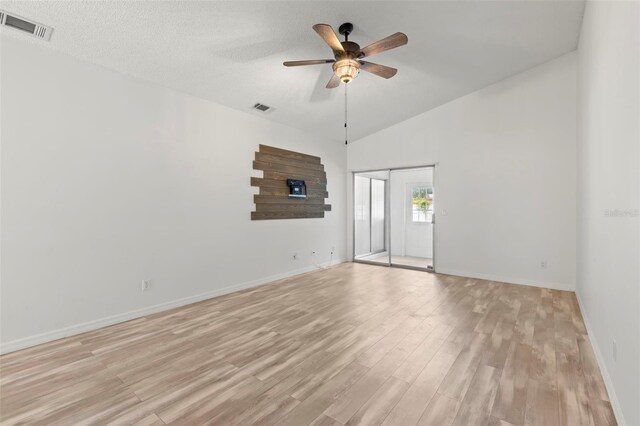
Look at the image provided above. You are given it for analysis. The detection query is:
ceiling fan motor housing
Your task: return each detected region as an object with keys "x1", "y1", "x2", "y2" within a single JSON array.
[{"x1": 333, "y1": 40, "x2": 361, "y2": 83}]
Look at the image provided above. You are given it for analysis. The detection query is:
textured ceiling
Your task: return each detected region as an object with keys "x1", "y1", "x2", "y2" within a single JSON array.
[{"x1": 1, "y1": 1, "x2": 585, "y2": 142}]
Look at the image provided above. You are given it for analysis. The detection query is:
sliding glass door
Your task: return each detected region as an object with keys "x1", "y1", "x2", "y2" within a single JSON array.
[
  {"x1": 353, "y1": 171, "x2": 389, "y2": 266},
  {"x1": 353, "y1": 166, "x2": 435, "y2": 271},
  {"x1": 389, "y1": 167, "x2": 434, "y2": 270}
]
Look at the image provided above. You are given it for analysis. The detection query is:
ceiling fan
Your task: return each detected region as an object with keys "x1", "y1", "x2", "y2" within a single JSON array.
[{"x1": 283, "y1": 23, "x2": 408, "y2": 88}]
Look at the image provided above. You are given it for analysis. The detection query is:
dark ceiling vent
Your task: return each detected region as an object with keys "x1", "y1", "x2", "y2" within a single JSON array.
[
  {"x1": 0, "y1": 10, "x2": 53, "y2": 41},
  {"x1": 253, "y1": 103, "x2": 272, "y2": 112}
]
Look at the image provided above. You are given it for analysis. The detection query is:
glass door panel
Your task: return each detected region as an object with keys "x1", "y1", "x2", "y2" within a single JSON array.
[
  {"x1": 354, "y1": 171, "x2": 390, "y2": 265},
  {"x1": 389, "y1": 167, "x2": 434, "y2": 270}
]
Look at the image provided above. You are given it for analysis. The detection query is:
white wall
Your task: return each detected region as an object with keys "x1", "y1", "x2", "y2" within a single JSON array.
[
  {"x1": 0, "y1": 36, "x2": 347, "y2": 352},
  {"x1": 348, "y1": 52, "x2": 577, "y2": 290},
  {"x1": 576, "y1": 1, "x2": 640, "y2": 424}
]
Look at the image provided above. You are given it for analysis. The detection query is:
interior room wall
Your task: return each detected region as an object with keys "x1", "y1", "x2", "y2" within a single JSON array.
[
  {"x1": 389, "y1": 168, "x2": 433, "y2": 259},
  {"x1": 347, "y1": 52, "x2": 577, "y2": 291},
  {"x1": 576, "y1": 1, "x2": 640, "y2": 424},
  {"x1": 0, "y1": 36, "x2": 347, "y2": 353}
]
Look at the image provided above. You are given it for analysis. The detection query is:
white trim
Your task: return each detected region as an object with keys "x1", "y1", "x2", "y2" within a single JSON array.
[
  {"x1": 575, "y1": 292, "x2": 626, "y2": 426},
  {"x1": 435, "y1": 268, "x2": 574, "y2": 291},
  {"x1": 0, "y1": 260, "x2": 346, "y2": 355}
]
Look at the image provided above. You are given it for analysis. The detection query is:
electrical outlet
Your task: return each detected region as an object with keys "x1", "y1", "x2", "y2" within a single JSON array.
[
  {"x1": 612, "y1": 339, "x2": 617, "y2": 363},
  {"x1": 292, "y1": 253, "x2": 297, "y2": 260},
  {"x1": 141, "y1": 280, "x2": 150, "y2": 292},
  {"x1": 541, "y1": 260, "x2": 547, "y2": 269}
]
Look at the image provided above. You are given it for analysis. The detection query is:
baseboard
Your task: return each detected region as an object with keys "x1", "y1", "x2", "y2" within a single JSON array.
[
  {"x1": 435, "y1": 268, "x2": 574, "y2": 291},
  {"x1": 0, "y1": 259, "x2": 346, "y2": 355},
  {"x1": 575, "y1": 292, "x2": 626, "y2": 426}
]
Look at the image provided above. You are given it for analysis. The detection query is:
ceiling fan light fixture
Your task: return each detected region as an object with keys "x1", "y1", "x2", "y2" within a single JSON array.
[{"x1": 333, "y1": 59, "x2": 360, "y2": 83}]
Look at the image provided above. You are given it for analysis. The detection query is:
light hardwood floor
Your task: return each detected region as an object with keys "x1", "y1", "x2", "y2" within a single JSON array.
[{"x1": 0, "y1": 263, "x2": 615, "y2": 425}]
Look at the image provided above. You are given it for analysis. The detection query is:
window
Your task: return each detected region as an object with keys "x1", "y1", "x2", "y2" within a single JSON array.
[{"x1": 411, "y1": 186, "x2": 433, "y2": 222}]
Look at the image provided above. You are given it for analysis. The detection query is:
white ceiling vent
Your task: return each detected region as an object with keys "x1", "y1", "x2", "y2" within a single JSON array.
[
  {"x1": 253, "y1": 103, "x2": 272, "y2": 113},
  {"x1": 0, "y1": 10, "x2": 53, "y2": 41}
]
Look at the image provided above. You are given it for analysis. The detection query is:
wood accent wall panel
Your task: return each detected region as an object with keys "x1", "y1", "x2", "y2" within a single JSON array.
[{"x1": 251, "y1": 145, "x2": 331, "y2": 220}]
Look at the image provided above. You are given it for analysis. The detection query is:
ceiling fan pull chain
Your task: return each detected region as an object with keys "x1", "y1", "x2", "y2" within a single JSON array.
[{"x1": 344, "y1": 83, "x2": 348, "y2": 145}]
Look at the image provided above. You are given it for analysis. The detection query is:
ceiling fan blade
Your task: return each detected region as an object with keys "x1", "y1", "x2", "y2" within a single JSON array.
[
  {"x1": 326, "y1": 74, "x2": 341, "y2": 89},
  {"x1": 359, "y1": 61, "x2": 398, "y2": 79},
  {"x1": 313, "y1": 24, "x2": 345, "y2": 53},
  {"x1": 359, "y1": 32, "x2": 408, "y2": 58},
  {"x1": 283, "y1": 59, "x2": 335, "y2": 67}
]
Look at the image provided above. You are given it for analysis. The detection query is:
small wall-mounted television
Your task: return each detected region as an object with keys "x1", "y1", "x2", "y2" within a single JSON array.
[{"x1": 287, "y1": 179, "x2": 307, "y2": 198}]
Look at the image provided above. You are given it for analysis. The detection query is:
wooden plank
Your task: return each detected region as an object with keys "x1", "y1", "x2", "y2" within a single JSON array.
[
  {"x1": 251, "y1": 177, "x2": 288, "y2": 189},
  {"x1": 256, "y1": 204, "x2": 331, "y2": 213},
  {"x1": 342, "y1": 376, "x2": 410, "y2": 426},
  {"x1": 259, "y1": 144, "x2": 321, "y2": 164},
  {"x1": 417, "y1": 393, "x2": 460, "y2": 426},
  {"x1": 254, "y1": 203, "x2": 331, "y2": 212},
  {"x1": 523, "y1": 379, "x2": 560, "y2": 426},
  {"x1": 254, "y1": 195, "x2": 326, "y2": 205},
  {"x1": 457, "y1": 364, "x2": 501, "y2": 416},
  {"x1": 263, "y1": 170, "x2": 327, "y2": 185},
  {"x1": 257, "y1": 186, "x2": 329, "y2": 199},
  {"x1": 256, "y1": 152, "x2": 325, "y2": 171},
  {"x1": 251, "y1": 177, "x2": 326, "y2": 191},
  {"x1": 253, "y1": 161, "x2": 327, "y2": 179},
  {"x1": 253, "y1": 195, "x2": 324, "y2": 205},
  {"x1": 251, "y1": 211, "x2": 324, "y2": 220},
  {"x1": 490, "y1": 342, "x2": 532, "y2": 426},
  {"x1": 383, "y1": 351, "x2": 458, "y2": 426}
]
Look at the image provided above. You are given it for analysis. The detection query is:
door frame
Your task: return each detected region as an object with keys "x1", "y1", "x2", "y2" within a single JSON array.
[{"x1": 352, "y1": 164, "x2": 437, "y2": 272}]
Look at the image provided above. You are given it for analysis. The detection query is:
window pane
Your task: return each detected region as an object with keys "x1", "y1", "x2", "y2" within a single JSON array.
[{"x1": 411, "y1": 185, "x2": 433, "y2": 223}]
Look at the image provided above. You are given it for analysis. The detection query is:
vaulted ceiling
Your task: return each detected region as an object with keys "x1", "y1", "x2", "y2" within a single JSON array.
[{"x1": 2, "y1": 1, "x2": 585, "y2": 142}]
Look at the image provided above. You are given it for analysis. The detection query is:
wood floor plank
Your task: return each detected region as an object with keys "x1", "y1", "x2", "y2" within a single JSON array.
[
  {"x1": 436, "y1": 331, "x2": 489, "y2": 400},
  {"x1": 577, "y1": 334, "x2": 617, "y2": 426},
  {"x1": 392, "y1": 323, "x2": 453, "y2": 383},
  {"x1": 458, "y1": 364, "x2": 501, "y2": 416},
  {"x1": 277, "y1": 361, "x2": 368, "y2": 426},
  {"x1": 382, "y1": 350, "x2": 457, "y2": 426},
  {"x1": 529, "y1": 316, "x2": 557, "y2": 386},
  {"x1": 556, "y1": 346, "x2": 595, "y2": 426},
  {"x1": 342, "y1": 376, "x2": 410, "y2": 426},
  {"x1": 490, "y1": 342, "x2": 532, "y2": 426},
  {"x1": 131, "y1": 413, "x2": 166, "y2": 426},
  {"x1": 322, "y1": 317, "x2": 430, "y2": 424},
  {"x1": 524, "y1": 379, "x2": 561, "y2": 426},
  {"x1": 416, "y1": 392, "x2": 460, "y2": 426},
  {"x1": 0, "y1": 263, "x2": 616, "y2": 426}
]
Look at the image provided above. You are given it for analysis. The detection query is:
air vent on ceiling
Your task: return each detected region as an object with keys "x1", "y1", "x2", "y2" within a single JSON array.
[
  {"x1": 0, "y1": 10, "x2": 53, "y2": 41},
  {"x1": 253, "y1": 103, "x2": 272, "y2": 112}
]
